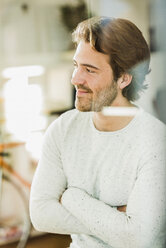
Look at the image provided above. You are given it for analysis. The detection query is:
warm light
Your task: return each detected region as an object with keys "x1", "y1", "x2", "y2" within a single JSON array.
[
  {"x1": 26, "y1": 131, "x2": 44, "y2": 160},
  {"x1": 2, "y1": 65, "x2": 45, "y2": 78},
  {"x1": 4, "y1": 77, "x2": 44, "y2": 141}
]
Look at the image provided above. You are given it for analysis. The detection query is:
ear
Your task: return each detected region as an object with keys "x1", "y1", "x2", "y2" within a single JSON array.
[{"x1": 118, "y1": 73, "x2": 132, "y2": 90}]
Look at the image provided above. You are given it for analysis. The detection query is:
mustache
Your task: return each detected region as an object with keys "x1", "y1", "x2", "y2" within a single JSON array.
[{"x1": 76, "y1": 86, "x2": 93, "y2": 93}]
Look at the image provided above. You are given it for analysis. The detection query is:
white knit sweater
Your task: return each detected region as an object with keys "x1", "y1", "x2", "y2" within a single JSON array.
[{"x1": 30, "y1": 108, "x2": 166, "y2": 248}]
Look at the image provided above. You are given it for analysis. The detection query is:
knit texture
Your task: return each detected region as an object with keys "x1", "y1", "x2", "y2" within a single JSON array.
[{"x1": 30, "y1": 108, "x2": 166, "y2": 248}]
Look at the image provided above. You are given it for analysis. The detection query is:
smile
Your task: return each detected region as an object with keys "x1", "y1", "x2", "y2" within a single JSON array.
[{"x1": 76, "y1": 89, "x2": 90, "y2": 97}]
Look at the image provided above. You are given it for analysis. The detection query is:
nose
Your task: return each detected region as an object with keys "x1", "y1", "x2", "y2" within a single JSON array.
[{"x1": 71, "y1": 68, "x2": 86, "y2": 86}]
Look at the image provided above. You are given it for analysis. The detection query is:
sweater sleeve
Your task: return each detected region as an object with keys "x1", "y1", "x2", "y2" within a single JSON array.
[
  {"x1": 62, "y1": 148, "x2": 166, "y2": 247},
  {"x1": 29, "y1": 117, "x2": 91, "y2": 235}
]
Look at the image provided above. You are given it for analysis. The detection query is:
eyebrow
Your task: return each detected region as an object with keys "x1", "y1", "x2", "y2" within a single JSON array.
[{"x1": 73, "y1": 60, "x2": 100, "y2": 70}]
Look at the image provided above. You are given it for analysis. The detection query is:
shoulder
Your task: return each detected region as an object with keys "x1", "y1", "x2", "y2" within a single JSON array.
[
  {"x1": 60, "y1": 109, "x2": 83, "y2": 122},
  {"x1": 140, "y1": 110, "x2": 166, "y2": 138},
  {"x1": 136, "y1": 109, "x2": 166, "y2": 160},
  {"x1": 42, "y1": 109, "x2": 83, "y2": 149},
  {"x1": 46, "y1": 109, "x2": 91, "y2": 137},
  {"x1": 135, "y1": 110, "x2": 166, "y2": 173},
  {"x1": 58, "y1": 108, "x2": 90, "y2": 128},
  {"x1": 48, "y1": 109, "x2": 78, "y2": 128},
  {"x1": 131, "y1": 109, "x2": 166, "y2": 156}
]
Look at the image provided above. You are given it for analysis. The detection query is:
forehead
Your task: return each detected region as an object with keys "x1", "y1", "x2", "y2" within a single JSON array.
[{"x1": 73, "y1": 41, "x2": 110, "y2": 68}]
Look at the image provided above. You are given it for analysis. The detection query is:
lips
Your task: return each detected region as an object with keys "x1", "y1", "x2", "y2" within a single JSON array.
[
  {"x1": 76, "y1": 89, "x2": 89, "y2": 96},
  {"x1": 76, "y1": 87, "x2": 92, "y2": 97},
  {"x1": 77, "y1": 89, "x2": 88, "y2": 93}
]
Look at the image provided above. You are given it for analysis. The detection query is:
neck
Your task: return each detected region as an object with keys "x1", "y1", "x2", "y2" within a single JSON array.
[{"x1": 93, "y1": 99, "x2": 136, "y2": 132}]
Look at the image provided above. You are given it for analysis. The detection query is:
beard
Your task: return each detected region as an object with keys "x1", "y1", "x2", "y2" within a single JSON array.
[{"x1": 75, "y1": 80, "x2": 118, "y2": 112}]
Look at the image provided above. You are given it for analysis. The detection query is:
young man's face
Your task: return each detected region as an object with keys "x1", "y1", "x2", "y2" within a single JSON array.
[{"x1": 71, "y1": 40, "x2": 118, "y2": 112}]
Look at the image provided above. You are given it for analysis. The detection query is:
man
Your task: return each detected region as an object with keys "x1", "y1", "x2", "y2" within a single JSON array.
[{"x1": 30, "y1": 17, "x2": 166, "y2": 248}]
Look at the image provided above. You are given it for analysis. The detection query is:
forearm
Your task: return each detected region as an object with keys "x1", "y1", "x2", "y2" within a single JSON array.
[
  {"x1": 30, "y1": 192, "x2": 92, "y2": 235},
  {"x1": 62, "y1": 186, "x2": 166, "y2": 248},
  {"x1": 62, "y1": 187, "x2": 130, "y2": 247},
  {"x1": 30, "y1": 166, "x2": 92, "y2": 235}
]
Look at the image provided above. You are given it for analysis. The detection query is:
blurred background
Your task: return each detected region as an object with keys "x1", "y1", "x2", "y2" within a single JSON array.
[{"x1": 0, "y1": 0, "x2": 166, "y2": 247}]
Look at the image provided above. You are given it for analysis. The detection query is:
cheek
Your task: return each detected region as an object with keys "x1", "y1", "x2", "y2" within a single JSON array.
[
  {"x1": 84, "y1": 75, "x2": 96, "y2": 90},
  {"x1": 89, "y1": 73, "x2": 103, "y2": 86},
  {"x1": 102, "y1": 68, "x2": 114, "y2": 82},
  {"x1": 90, "y1": 75, "x2": 107, "y2": 92}
]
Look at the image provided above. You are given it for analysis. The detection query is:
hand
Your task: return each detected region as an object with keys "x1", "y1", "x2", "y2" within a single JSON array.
[{"x1": 117, "y1": 205, "x2": 127, "y2": 213}]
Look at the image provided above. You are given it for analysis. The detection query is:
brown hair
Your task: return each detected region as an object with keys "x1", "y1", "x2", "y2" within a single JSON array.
[{"x1": 72, "y1": 16, "x2": 150, "y2": 101}]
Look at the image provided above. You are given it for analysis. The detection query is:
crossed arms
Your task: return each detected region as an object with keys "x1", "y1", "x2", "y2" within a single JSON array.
[
  {"x1": 59, "y1": 193, "x2": 126, "y2": 212},
  {"x1": 30, "y1": 122, "x2": 166, "y2": 248}
]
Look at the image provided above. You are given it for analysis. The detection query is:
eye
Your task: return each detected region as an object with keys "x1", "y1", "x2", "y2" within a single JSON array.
[{"x1": 86, "y1": 68, "x2": 95, "y2": 73}]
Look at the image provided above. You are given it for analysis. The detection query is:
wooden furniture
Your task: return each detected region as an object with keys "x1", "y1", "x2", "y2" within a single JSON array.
[{"x1": 0, "y1": 233, "x2": 71, "y2": 248}]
